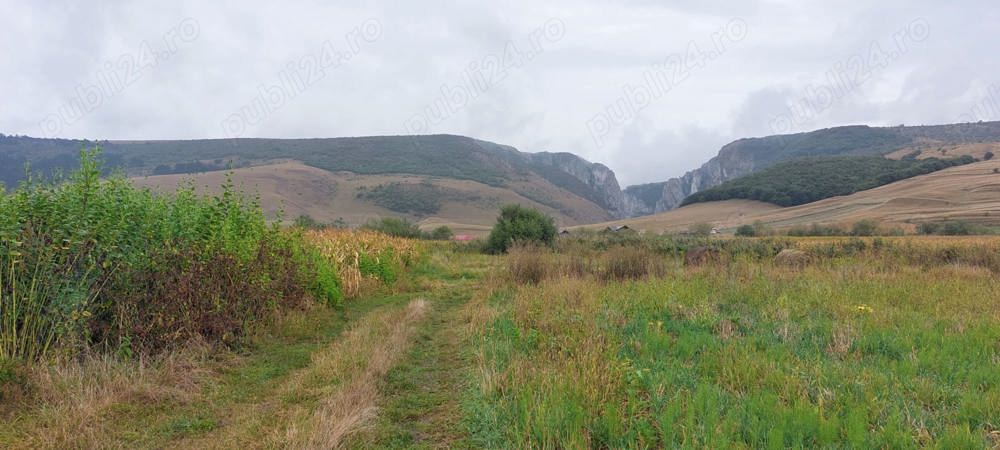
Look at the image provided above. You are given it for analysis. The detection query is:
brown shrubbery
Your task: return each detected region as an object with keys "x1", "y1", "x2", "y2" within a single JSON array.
[{"x1": 507, "y1": 244, "x2": 665, "y2": 284}]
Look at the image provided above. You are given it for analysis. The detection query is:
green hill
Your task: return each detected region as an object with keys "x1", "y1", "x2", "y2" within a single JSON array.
[
  {"x1": 0, "y1": 134, "x2": 625, "y2": 217},
  {"x1": 680, "y1": 155, "x2": 977, "y2": 207}
]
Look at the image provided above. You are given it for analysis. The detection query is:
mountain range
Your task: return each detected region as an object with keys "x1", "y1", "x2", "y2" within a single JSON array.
[{"x1": 3, "y1": 120, "x2": 1000, "y2": 230}]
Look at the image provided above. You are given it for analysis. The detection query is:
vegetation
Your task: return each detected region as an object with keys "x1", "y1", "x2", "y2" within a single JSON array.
[
  {"x1": 4, "y1": 225, "x2": 1000, "y2": 447},
  {"x1": 735, "y1": 221, "x2": 770, "y2": 237},
  {"x1": 683, "y1": 155, "x2": 977, "y2": 207},
  {"x1": 485, "y1": 204, "x2": 557, "y2": 254},
  {"x1": 917, "y1": 220, "x2": 991, "y2": 236},
  {"x1": 0, "y1": 149, "x2": 340, "y2": 361},
  {"x1": 357, "y1": 182, "x2": 447, "y2": 216},
  {"x1": 0, "y1": 135, "x2": 615, "y2": 216},
  {"x1": 465, "y1": 236, "x2": 1000, "y2": 448},
  {"x1": 360, "y1": 217, "x2": 454, "y2": 241}
]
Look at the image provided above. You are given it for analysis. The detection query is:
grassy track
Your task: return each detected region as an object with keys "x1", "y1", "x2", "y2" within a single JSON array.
[{"x1": 348, "y1": 275, "x2": 482, "y2": 448}]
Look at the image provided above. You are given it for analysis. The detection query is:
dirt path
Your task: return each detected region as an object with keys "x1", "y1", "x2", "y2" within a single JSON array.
[{"x1": 347, "y1": 280, "x2": 477, "y2": 449}]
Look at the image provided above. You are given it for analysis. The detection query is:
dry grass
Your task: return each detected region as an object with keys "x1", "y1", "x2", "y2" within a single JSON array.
[
  {"x1": 506, "y1": 244, "x2": 668, "y2": 285},
  {"x1": 583, "y1": 158, "x2": 1000, "y2": 233},
  {"x1": 290, "y1": 301, "x2": 436, "y2": 447},
  {"x1": 1, "y1": 343, "x2": 212, "y2": 449},
  {"x1": 284, "y1": 298, "x2": 429, "y2": 449},
  {"x1": 601, "y1": 246, "x2": 665, "y2": 281},
  {"x1": 132, "y1": 161, "x2": 612, "y2": 232}
]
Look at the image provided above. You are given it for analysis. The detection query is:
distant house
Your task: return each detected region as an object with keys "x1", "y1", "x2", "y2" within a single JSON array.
[
  {"x1": 453, "y1": 234, "x2": 475, "y2": 242},
  {"x1": 710, "y1": 228, "x2": 720, "y2": 235}
]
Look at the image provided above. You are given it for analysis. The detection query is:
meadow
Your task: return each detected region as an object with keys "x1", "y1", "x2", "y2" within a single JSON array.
[
  {"x1": 465, "y1": 235, "x2": 1000, "y2": 448},
  {"x1": 2, "y1": 154, "x2": 999, "y2": 448}
]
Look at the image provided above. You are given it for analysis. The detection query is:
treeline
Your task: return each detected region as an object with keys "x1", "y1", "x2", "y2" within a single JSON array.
[{"x1": 682, "y1": 155, "x2": 977, "y2": 207}]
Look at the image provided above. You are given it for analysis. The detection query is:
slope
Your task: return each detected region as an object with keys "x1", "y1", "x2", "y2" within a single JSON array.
[
  {"x1": 587, "y1": 158, "x2": 1000, "y2": 233},
  {"x1": 131, "y1": 161, "x2": 613, "y2": 234},
  {"x1": 623, "y1": 121, "x2": 1000, "y2": 216},
  {"x1": 0, "y1": 134, "x2": 625, "y2": 219}
]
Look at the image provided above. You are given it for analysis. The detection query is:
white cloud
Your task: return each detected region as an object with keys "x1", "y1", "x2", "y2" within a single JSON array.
[{"x1": 1, "y1": 0, "x2": 997, "y2": 185}]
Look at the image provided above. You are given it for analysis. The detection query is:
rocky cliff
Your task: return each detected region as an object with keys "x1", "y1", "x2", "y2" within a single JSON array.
[
  {"x1": 622, "y1": 121, "x2": 1000, "y2": 216},
  {"x1": 525, "y1": 152, "x2": 625, "y2": 217}
]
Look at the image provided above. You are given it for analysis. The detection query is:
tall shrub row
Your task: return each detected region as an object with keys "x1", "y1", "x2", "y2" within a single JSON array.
[{"x1": 0, "y1": 149, "x2": 339, "y2": 361}]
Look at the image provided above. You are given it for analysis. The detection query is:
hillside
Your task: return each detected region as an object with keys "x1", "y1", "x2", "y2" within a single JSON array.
[
  {"x1": 586, "y1": 158, "x2": 1000, "y2": 233},
  {"x1": 623, "y1": 121, "x2": 1000, "y2": 216},
  {"x1": 680, "y1": 154, "x2": 975, "y2": 207},
  {"x1": 131, "y1": 161, "x2": 612, "y2": 235},
  {"x1": 1, "y1": 133, "x2": 626, "y2": 221}
]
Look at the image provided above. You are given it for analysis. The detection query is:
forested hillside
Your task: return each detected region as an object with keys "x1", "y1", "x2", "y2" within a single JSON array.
[
  {"x1": 0, "y1": 134, "x2": 626, "y2": 218},
  {"x1": 681, "y1": 155, "x2": 976, "y2": 207}
]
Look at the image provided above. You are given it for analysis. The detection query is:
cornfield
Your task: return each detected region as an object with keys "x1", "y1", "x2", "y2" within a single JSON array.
[{"x1": 305, "y1": 229, "x2": 422, "y2": 299}]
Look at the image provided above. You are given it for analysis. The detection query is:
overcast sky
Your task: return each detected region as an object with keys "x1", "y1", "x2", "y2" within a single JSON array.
[{"x1": 2, "y1": 1, "x2": 999, "y2": 185}]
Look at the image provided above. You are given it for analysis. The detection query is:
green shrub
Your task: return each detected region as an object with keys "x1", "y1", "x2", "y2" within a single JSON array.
[
  {"x1": 358, "y1": 250, "x2": 397, "y2": 284},
  {"x1": 362, "y1": 217, "x2": 424, "y2": 239},
  {"x1": 0, "y1": 148, "x2": 335, "y2": 360},
  {"x1": 485, "y1": 204, "x2": 557, "y2": 254},
  {"x1": 735, "y1": 224, "x2": 756, "y2": 237},
  {"x1": 688, "y1": 222, "x2": 714, "y2": 237},
  {"x1": 850, "y1": 219, "x2": 879, "y2": 236},
  {"x1": 429, "y1": 226, "x2": 454, "y2": 240},
  {"x1": 917, "y1": 220, "x2": 986, "y2": 236}
]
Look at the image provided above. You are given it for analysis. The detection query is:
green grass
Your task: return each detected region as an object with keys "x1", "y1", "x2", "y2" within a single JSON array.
[{"x1": 467, "y1": 244, "x2": 1000, "y2": 448}]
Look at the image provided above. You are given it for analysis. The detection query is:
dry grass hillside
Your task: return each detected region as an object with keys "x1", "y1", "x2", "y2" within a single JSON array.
[
  {"x1": 885, "y1": 141, "x2": 1000, "y2": 160},
  {"x1": 582, "y1": 159, "x2": 1000, "y2": 233},
  {"x1": 131, "y1": 161, "x2": 611, "y2": 234}
]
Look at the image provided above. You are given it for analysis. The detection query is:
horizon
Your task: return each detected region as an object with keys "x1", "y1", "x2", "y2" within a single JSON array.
[{"x1": 3, "y1": 1, "x2": 998, "y2": 185}]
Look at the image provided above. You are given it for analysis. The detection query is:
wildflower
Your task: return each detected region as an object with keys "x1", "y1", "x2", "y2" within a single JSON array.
[{"x1": 855, "y1": 304, "x2": 873, "y2": 313}]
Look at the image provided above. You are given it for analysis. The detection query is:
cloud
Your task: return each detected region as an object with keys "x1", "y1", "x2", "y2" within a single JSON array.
[{"x1": 1, "y1": 0, "x2": 997, "y2": 186}]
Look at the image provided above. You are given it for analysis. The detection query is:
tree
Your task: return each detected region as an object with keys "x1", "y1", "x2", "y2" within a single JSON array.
[
  {"x1": 485, "y1": 204, "x2": 557, "y2": 254},
  {"x1": 294, "y1": 214, "x2": 324, "y2": 229},
  {"x1": 362, "y1": 217, "x2": 424, "y2": 239},
  {"x1": 851, "y1": 219, "x2": 879, "y2": 236},
  {"x1": 689, "y1": 222, "x2": 714, "y2": 237},
  {"x1": 735, "y1": 224, "x2": 756, "y2": 237},
  {"x1": 429, "y1": 225, "x2": 454, "y2": 240}
]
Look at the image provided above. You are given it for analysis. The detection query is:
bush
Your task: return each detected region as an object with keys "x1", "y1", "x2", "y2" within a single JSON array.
[
  {"x1": 358, "y1": 250, "x2": 398, "y2": 283},
  {"x1": 294, "y1": 214, "x2": 325, "y2": 229},
  {"x1": 507, "y1": 245, "x2": 549, "y2": 284},
  {"x1": 602, "y1": 247, "x2": 661, "y2": 281},
  {"x1": 688, "y1": 222, "x2": 714, "y2": 237},
  {"x1": 735, "y1": 224, "x2": 756, "y2": 237},
  {"x1": 917, "y1": 220, "x2": 983, "y2": 236},
  {"x1": 429, "y1": 226, "x2": 454, "y2": 240},
  {"x1": 0, "y1": 148, "x2": 335, "y2": 360},
  {"x1": 851, "y1": 219, "x2": 879, "y2": 236},
  {"x1": 985, "y1": 151, "x2": 994, "y2": 160},
  {"x1": 485, "y1": 204, "x2": 557, "y2": 254},
  {"x1": 362, "y1": 217, "x2": 424, "y2": 239}
]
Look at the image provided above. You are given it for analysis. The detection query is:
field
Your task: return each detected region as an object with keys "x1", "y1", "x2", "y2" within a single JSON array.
[
  {"x1": 586, "y1": 158, "x2": 1000, "y2": 233},
  {"x1": 131, "y1": 161, "x2": 613, "y2": 234},
  {"x1": 4, "y1": 227, "x2": 999, "y2": 447},
  {"x1": 2, "y1": 153, "x2": 999, "y2": 448},
  {"x1": 466, "y1": 236, "x2": 1000, "y2": 448}
]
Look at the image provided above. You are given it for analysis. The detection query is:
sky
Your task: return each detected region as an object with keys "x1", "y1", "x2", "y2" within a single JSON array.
[{"x1": 2, "y1": 0, "x2": 999, "y2": 186}]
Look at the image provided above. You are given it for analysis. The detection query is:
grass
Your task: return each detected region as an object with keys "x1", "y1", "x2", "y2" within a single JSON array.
[
  {"x1": 4, "y1": 221, "x2": 999, "y2": 448},
  {"x1": 467, "y1": 236, "x2": 1000, "y2": 448}
]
